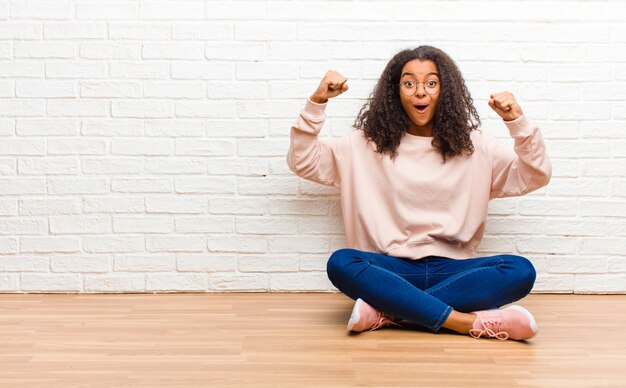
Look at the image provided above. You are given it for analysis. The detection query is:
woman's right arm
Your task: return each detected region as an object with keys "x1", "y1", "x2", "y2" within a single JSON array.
[{"x1": 286, "y1": 70, "x2": 350, "y2": 187}]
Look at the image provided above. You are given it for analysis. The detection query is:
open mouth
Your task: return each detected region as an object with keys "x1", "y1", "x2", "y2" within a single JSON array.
[{"x1": 414, "y1": 104, "x2": 428, "y2": 113}]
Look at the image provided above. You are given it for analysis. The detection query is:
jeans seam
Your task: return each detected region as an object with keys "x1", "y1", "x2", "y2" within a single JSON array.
[
  {"x1": 426, "y1": 257, "x2": 505, "y2": 296},
  {"x1": 433, "y1": 305, "x2": 453, "y2": 332}
]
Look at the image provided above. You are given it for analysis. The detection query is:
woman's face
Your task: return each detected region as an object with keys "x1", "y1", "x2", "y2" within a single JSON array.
[{"x1": 399, "y1": 59, "x2": 440, "y2": 135}]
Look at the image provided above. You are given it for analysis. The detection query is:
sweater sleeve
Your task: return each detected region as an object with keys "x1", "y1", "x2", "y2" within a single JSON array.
[
  {"x1": 489, "y1": 115, "x2": 552, "y2": 200},
  {"x1": 286, "y1": 98, "x2": 350, "y2": 188}
]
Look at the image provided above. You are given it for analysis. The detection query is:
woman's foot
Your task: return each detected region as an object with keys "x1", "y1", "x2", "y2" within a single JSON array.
[
  {"x1": 469, "y1": 305, "x2": 538, "y2": 341},
  {"x1": 347, "y1": 298, "x2": 404, "y2": 332}
]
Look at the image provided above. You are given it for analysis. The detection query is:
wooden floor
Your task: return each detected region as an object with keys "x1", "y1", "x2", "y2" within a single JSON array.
[{"x1": 1, "y1": 293, "x2": 625, "y2": 387}]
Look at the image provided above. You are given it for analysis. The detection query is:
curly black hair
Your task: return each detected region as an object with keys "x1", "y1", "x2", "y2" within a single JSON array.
[{"x1": 353, "y1": 45, "x2": 480, "y2": 163}]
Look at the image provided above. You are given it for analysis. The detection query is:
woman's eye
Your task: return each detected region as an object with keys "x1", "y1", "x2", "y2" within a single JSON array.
[{"x1": 427, "y1": 81, "x2": 437, "y2": 86}]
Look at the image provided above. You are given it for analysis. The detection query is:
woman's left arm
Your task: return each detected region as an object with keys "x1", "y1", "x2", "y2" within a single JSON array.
[{"x1": 488, "y1": 92, "x2": 553, "y2": 199}]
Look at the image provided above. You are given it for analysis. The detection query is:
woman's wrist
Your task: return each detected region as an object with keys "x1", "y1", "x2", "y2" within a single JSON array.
[{"x1": 309, "y1": 94, "x2": 328, "y2": 104}]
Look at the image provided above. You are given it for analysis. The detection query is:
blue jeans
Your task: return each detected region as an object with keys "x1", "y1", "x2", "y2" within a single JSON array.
[{"x1": 326, "y1": 249, "x2": 537, "y2": 332}]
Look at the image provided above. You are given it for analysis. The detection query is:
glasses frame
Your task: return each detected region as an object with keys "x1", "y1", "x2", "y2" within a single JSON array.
[{"x1": 398, "y1": 80, "x2": 440, "y2": 96}]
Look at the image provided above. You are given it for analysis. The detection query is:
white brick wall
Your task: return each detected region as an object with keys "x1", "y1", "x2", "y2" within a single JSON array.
[{"x1": 0, "y1": 0, "x2": 625, "y2": 293}]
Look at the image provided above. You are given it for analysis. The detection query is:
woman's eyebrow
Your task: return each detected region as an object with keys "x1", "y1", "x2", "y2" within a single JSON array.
[{"x1": 401, "y1": 72, "x2": 440, "y2": 78}]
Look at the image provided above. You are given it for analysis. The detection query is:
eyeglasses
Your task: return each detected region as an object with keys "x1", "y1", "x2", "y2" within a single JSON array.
[{"x1": 399, "y1": 80, "x2": 440, "y2": 96}]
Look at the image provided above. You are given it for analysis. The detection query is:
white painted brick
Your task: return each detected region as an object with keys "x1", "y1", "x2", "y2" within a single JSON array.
[
  {"x1": 10, "y1": 1, "x2": 73, "y2": 20},
  {"x1": 83, "y1": 197, "x2": 144, "y2": 214},
  {"x1": 112, "y1": 100, "x2": 174, "y2": 118},
  {"x1": 171, "y1": 62, "x2": 233, "y2": 80},
  {"x1": 51, "y1": 255, "x2": 110, "y2": 273},
  {"x1": 0, "y1": 274, "x2": 18, "y2": 291},
  {"x1": 0, "y1": 61, "x2": 43, "y2": 77},
  {"x1": 270, "y1": 272, "x2": 329, "y2": 291},
  {"x1": 0, "y1": 199, "x2": 17, "y2": 216},
  {"x1": 146, "y1": 235, "x2": 206, "y2": 252},
  {"x1": 0, "y1": 81, "x2": 12, "y2": 97},
  {"x1": 236, "y1": 22, "x2": 296, "y2": 41},
  {"x1": 142, "y1": 43, "x2": 205, "y2": 60},
  {"x1": 238, "y1": 177, "x2": 298, "y2": 196},
  {"x1": 267, "y1": 199, "x2": 329, "y2": 215},
  {"x1": 114, "y1": 254, "x2": 175, "y2": 271},
  {"x1": 206, "y1": 43, "x2": 265, "y2": 61},
  {"x1": 14, "y1": 41, "x2": 75, "y2": 59},
  {"x1": 175, "y1": 139, "x2": 234, "y2": 156},
  {"x1": 0, "y1": 158, "x2": 17, "y2": 175},
  {"x1": 177, "y1": 253, "x2": 237, "y2": 272},
  {"x1": 547, "y1": 178, "x2": 610, "y2": 197},
  {"x1": 610, "y1": 140, "x2": 626, "y2": 157},
  {"x1": 208, "y1": 235, "x2": 267, "y2": 253},
  {"x1": 172, "y1": 22, "x2": 232, "y2": 40},
  {"x1": 0, "y1": 100, "x2": 45, "y2": 116},
  {"x1": 145, "y1": 120, "x2": 204, "y2": 137},
  {"x1": 0, "y1": 237, "x2": 18, "y2": 254},
  {"x1": 205, "y1": 1, "x2": 266, "y2": 20},
  {"x1": 44, "y1": 22, "x2": 107, "y2": 39},
  {"x1": 238, "y1": 255, "x2": 300, "y2": 272},
  {"x1": 546, "y1": 257, "x2": 609, "y2": 274},
  {"x1": 108, "y1": 23, "x2": 170, "y2": 40},
  {"x1": 236, "y1": 62, "x2": 298, "y2": 80},
  {"x1": 19, "y1": 198, "x2": 81, "y2": 216},
  {"x1": 206, "y1": 120, "x2": 268, "y2": 137},
  {"x1": 174, "y1": 177, "x2": 235, "y2": 194},
  {"x1": 299, "y1": 253, "x2": 329, "y2": 271},
  {"x1": 49, "y1": 216, "x2": 111, "y2": 234},
  {"x1": 144, "y1": 158, "x2": 206, "y2": 174},
  {"x1": 48, "y1": 138, "x2": 106, "y2": 155},
  {"x1": 516, "y1": 237, "x2": 577, "y2": 255},
  {"x1": 236, "y1": 216, "x2": 298, "y2": 235},
  {"x1": 113, "y1": 216, "x2": 174, "y2": 233},
  {"x1": 80, "y1": 42, "x2": 141, "y2": 59},
  {"x1": 174, "y1": 216, "x2": 234, "y2": 234},
  {"x1": 207, "y1": 82, "x2": 267, "y2": 100},
  {"x1": 46, "y1": 61, "x2": 107, "y2": 78},
  {"x1": 268, "y1": 1, "x2": 392, "y2": 21},
  {"x1": 268, "y1": 236, "x2": 329, "y2": 253},
  {"x1": 83, "y1": 236, "x2": 144, "y2": 253},
  {"x1": 16, "y1": 81, "x2": 75, "y2": 98},
  {"x1": 22, "y1": 274, "x2": 82, "y2": 292},
  {"x1": 109, "y1": 61, "x2": 169, "y2": 79},
  {"x1": 111, "y1": 139, "x2": 173, "y2": 156},
  {"x1": 175, "y1": 101, "x2": 236, "y2": 118},
  {"x1": 580, "y1": 238, "x2": 626, "y2": 255},
  {"x1": 613, "y1": 181, "x2": 626, "y2": 197},
  {"x1": 18, "y1": 157, "x2": 79, "y2": 175},
  {"x1": 81, "y1": 158, "x2": 143, "y2": 175},
  {"x1": 0, "y1": 178, "x2": 45, "y2": 195},
  {"x1": 238, "y1": 138, "x2": 289, "y2": 157},
  {"x1": 111, "y1": 178, "x2": 172, "y2": 193},
  {"x1": 147, "y1": 273, "x2": 207, "y2": 291},
  {"x1": 582, "y1": 160, "x2": 626, "y2": 177},
  {"x1": 140, "y1": 1, "x2": 204, "y2": 20},
  {"x1": 579, "y1": 200, "x2": 626, "y2": 218},
  {"x1": 20, "y1": 237, "x2": 80, "y2": 253},
  {"x1": 80, "y1": 82, "x2": 142, "y2": 98},
  {"x1": 0, "y1": 255, "x2": 47, "y2": 271},
  {"x1": 575, "y1": 275, "x2": 626, "y2": 293},
  {"x1": 84, "y1": 275, "x2": 145, "y2": 292},
  {"x1": 81, "y1": 119, "x2": 143, "y2": 137},
  {"x1": 209, "y1": 196, "x2": 268, "y2": 216},
  {"x1": 76, "y1": 2, "x2": 138, "y2": 20},
  {"x1": 48, "y1": 177, "x2": 108, "y2": 195},
  {"x1": 608, "y1": 257, "x2": 626, "y2": 272},
  {"x1": 211, "y1": 272, "x2": 268, "y2": 291},
  {"x1": 532, "y1": 273, "x2": 574, "y2": 293},
  {"x1": 0, "y1": 22, "x2": 42, "y2": 39},
  {"x1": 208, "y1": 157, "x2": 268, "y2": 176},
  {"x1": 47, "y1": 99, "x2": 109, "y2": 117},
  {"x1": 17, "y1": 119, "x2": 78, "y2": 136},
  {"x1": 144, "y1": 82, "x2": 205, "y2": 99},
  {"x1": 0, "y1": 139, "x2": 46, "y2": 155},
  {"x1": 518, "y1": 198, "x2": 577, "y2": 217},
  {"x1": 145, "y1": 196, "x2": 207, "y2": 214}
]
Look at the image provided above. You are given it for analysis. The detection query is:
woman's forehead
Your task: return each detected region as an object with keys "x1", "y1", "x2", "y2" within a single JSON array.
[{"x1": 401, "y1": 59, "x2": 438, "y2": 77}]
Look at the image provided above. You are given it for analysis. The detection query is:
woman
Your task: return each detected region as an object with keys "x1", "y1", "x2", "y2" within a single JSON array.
[{"x1": 286, "y1": 46, "x2": 551, "y2": 341}]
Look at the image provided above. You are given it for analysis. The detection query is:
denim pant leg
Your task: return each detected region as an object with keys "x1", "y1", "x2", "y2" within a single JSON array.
[
  {"x1": 326, "y1": 248, "x2": 453, "y2": 332},
  {"x1": 423, "y1": 254, "x2": 537, "y2": 313}
]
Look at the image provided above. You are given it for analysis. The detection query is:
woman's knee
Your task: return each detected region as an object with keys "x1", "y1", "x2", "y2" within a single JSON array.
[
  {"x1": 504, "y1": 254, "x2": 537, "y2": 293},
  {"x1": 326, "y1": 248, "x2": 357, "y2": 277}
]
